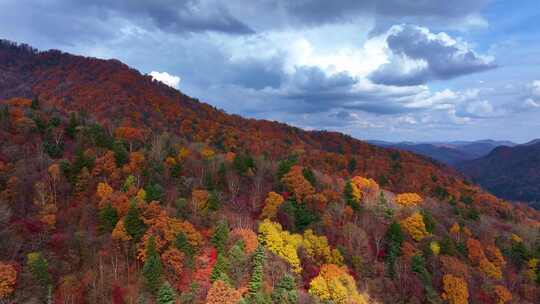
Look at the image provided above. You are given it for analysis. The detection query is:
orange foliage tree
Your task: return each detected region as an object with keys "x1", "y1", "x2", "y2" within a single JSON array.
[
  {"x1": 441, "y1": 274, "x2": 469, "y2": 304},
  {"x1": 205, "y1": 280, "x2": 242, "y2": 304},
  {"x1": 493, "y1": 285, "x2": 512, "y2": 304},
  {"x1": 161, "y1": 248, "x2": 184, "y2": 278},
  {"x1": 281, "y1": 165, "x2": 314, "y2": 202},
  {"x1": 96, "y1": 182, "x2": 113, "y2": 201},
  {"x1": 230, "y1": 228, "x2": 258, "y2": 255},
  {"x1": 0, "y1": 262, "x2": 17, "y2": 299},
  {"x1": 260, "y1": 191, "x2": 284, "y2": 220},
  {"x1": 466, "y1": 238, "x2": 502, "y2": 280}
]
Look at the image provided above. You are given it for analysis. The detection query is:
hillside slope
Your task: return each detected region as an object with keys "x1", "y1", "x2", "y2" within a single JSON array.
[
  {"x1": 460, "y1": 142, "x2": 540, "y2": 208},
  {"x1": 1, "y1": 40, "x2": 539, "y2": 304},
  {"x1": 0, "y1": 39, "x2": 467, "y2": 197}
]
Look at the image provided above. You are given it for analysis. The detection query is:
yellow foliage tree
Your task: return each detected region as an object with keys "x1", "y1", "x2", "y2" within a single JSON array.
[
  {"x1": 302, "y1": 229, "x2": 343, "y2": 266},
  {"x1": 309, "y1": 264, "x2": 368, "y2": 304},
  {"x1": 258, "y1": 219, "x2": 302, "y2": 273},
  {"x1": 200, "y1": 147, "x2": 215, "y2": 160},
  {"x1": 395, "y1": 193, "x2": 423, "y2": 207},
  {"x1": 400, "y1": 212, "x2": 430, "y2": 241},
  {"x1": 350, "y1": 176, "x2": 380, "y2": 201},
  {"x1": 527, "y1": 258, "x2": 539, "y2": 281},
  {"x1": 430, "y1": 241, "x2": 441, "y2": 256},
  {"x1": 0, "y1": 262, "x2": 17, "y2": 299},
  {"x1": 441, "y1": 274, "x2": 469, "y2": 304},
  {"x1": 96, "y1": 182, "x2": 113, "y2": 201},
  {"x1": 260, "y1": 191, "x2": 284, "y2": 220}
]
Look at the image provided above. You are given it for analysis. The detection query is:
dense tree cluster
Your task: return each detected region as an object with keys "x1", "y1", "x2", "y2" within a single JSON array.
[{"x1": 0, "y1": 41, "x2": 540, "y2": 303}]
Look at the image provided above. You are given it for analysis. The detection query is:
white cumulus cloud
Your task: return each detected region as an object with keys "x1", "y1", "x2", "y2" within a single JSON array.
[{"x1": 150, "y1": 71, "x2": 181, "y2": 89}]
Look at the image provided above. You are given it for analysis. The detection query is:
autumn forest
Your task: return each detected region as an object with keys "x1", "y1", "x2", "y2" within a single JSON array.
[{"x1": 0, "y1": 40, "x2": 539, "y2": 304}]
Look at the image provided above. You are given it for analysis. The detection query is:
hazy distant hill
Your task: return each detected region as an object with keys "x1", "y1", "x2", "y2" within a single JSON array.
[
  {"x1": 368, "y1": 139, "x2": 515, "y2": 165},
  {"x1": 460, "y1": 141, "x2": 540, "y2": 208}
]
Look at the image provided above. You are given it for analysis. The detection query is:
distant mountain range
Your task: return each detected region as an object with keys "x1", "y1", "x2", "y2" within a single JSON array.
[
  {"x1": 370, "y1": 139, "x2": 540, "y2": 208},
  {"x1": 368, "y1": 139, "x2": 516, "y2": 165},
  {"x1": 460, "y1": 141, "x2": 540, "y2": 208}
]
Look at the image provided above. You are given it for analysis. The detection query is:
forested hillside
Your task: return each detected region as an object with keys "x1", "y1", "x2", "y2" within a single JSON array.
[
  {"x1": 460, "y1": 142, "x2": 540, "y2": 209},
  {"x1": 0, "y1": 40, "x2": 539, "y2": 303}
]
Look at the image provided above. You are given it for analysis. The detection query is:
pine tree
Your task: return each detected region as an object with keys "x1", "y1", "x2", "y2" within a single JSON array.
[
  {"x1": 65, "y1": 112, "x2": 78, "y2": 139},
  {"x1": 157, "y1": 282, "x2": 177, "y2": 304},
  {"x1": 228, "y1": 241, "x2": 246, "y2": 284},
  {"x1": 175, "y1": 231, "x2": 195, "y2": 266},
  {"x1": 142, "y1": 236, "x2": 162, "y2": 293},
  {"x1": 207, "y1": 191, "x2": 221, "y2": 212},
  {"x1": 385, "y1": 222, "x2": 404, "y2": 278},
  {"x1": 271, "y1": 274, "x2": 298, "y2": 304},
  {"x1": 124, "y1": 201, "x2": 146, "y2": 241},
  {"x1": 31, "y1": 96, "x2": 39, "y2": 110},
  {"x1": 99, "y1": 202, "x2": 119, "y2": 233},
  {"x1": 248, "y1": 245, "x2": 265, "y2": 294},
  {"x1": 113, "y1": 140, "x2": 129, "y2": 166},
  {"x1": 210, "y1": 253, "x2": 230, "y2": 283},
  {"x1": 211, "y1": 220, "x2": 229, "y2": 253},
  {"x1": 343, "y1": 181, "x2": 358, "y2": 211},
  {"x1": 27, "y1": 252, "x2": 50, "y2": 287}
]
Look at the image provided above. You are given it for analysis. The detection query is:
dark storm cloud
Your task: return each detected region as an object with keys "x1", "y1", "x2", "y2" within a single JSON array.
[
  {"x1": 77, "y1": 0, "x2": 254, "y2": 34},
  {"x1": 369, "y1": 25, "x2": 496, "y2": 86},
  {"x1": 280, "y1": 0, "x2": 489, "y2": 26},
  {"x1": 226, "y1": 56, "x2": 285, "y2": 90}
]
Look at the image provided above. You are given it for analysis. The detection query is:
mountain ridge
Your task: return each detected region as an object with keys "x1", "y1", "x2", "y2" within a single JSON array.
[{"x1": 0, "y1": 39, "x2": 470, "y2": 197}]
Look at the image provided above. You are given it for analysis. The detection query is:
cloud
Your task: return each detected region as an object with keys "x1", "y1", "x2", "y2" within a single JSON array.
[
  {"x1": 369, "y1": 25, "x2": 496, "y2": 86},
  {"x1": 150, "y1": 71, "x2": 181, "y2": 88},
  {"x1": 531, "y1": 80, "x2": 540, "y2": 97},
  {"x1": 278, "y1": 0, "x2": 489, "y2": 29}
]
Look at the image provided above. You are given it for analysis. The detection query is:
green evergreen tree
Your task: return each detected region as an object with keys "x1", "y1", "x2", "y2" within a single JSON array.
[
  {"x1": 31, "y1": 96, "x2": 40, "y2": 110},
  {"x1": 411, "y1": 254, "x2": 440, "y2": 302},
  {"x1": 210, "y1": 253, "x2": 230, "y2": 283},
  {"x1": 249, "y1": 245, "x2": 265, "y2": 294},
  {"x1": 175, "y1": 231, "x2": 195, "y2": 265},
  {"x1": 65, "y1": 112, "x2": 78, "y2": 139},
  {"x1": 207, "y1": 191, "x2": 221, "y2": 212},
  {"x1": 343, "y1": 180, "x2": 358, "y2": 211},
  {"x1": 113, "y1": 140, "x2": 129, "y2": 167},
  {"x1": 124, "y1": 201, "x2": 146, "y2": 241},
  {"x1": 440, "y1": 235, "x2": 457, "y2": 256},
  {"x1": 271, "y1": 274, "x2": 298, "y2": 304},
  {"x1": 302, "y1": 167, "x2": 317, "y2": 187},
  {"x1": 99, "y1": 202, "x2": 119, "y2": 233},
  {"x1": 277, "y1": 156, "x2": 297, "y2": 180},
  {"x1": 145, "y1": 183, "x2": 164, "y2": 202},
  {"x1": 27, "y1": 252, "x2": 50, "y2": 287},
  {"x1": 228, "y1": 241, "x2": 246, "y2": 284},
  {"x1": 157, "y1": 282, "x2": 177, "y2": 304},
  {"x1": 385, "y1": 222, "x2": 404, "y2": 278},
  {"x1": 211, "y1": 220, "x2": 229, "y2": 253},
  {"x1": 142, "y1": 236, "x2": 163, "y2": 293},
  {"x1": 347, "y1": 158, "x2": 357, "y2": 174}
]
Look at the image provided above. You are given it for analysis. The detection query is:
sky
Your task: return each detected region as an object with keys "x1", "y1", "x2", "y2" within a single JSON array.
[{"x1": 1, "y1": 0, "x2": 539, "y2": 143}]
